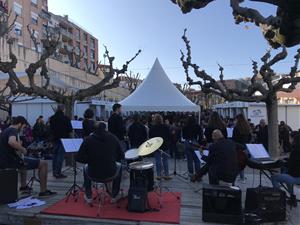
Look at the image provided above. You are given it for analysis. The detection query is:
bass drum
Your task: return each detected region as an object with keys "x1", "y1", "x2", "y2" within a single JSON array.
[{"x1": 129, "y1": 161, "x2": 154, "y2": 192}]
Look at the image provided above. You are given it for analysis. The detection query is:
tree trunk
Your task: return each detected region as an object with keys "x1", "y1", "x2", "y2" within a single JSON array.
[
  {"x1": 266, "y1": 98, "x2": 279, "y2": 158},
  {"x1": 64, "y1": 98, "x2": 74, "y2": 119}
]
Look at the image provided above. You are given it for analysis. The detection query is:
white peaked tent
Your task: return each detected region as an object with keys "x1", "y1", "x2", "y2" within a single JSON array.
[{"x1": 120, "y1": 58, "x2": 200, "y2": 112}]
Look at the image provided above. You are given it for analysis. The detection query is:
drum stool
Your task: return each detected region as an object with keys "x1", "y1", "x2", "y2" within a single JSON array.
[{"x1": 84, "y1": 164, "x2": 121, "y2": 217}]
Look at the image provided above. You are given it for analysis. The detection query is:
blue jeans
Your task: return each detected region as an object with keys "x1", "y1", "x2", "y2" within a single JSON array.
[
  {"x1": 154, "y1": 150, "x2": 169, "y2": 176},
  {"x1": 52, "y1": 141, "x2": 65, "y2": 175},
  {"x1": 184, "y1": 140, "x2": 201, "y2": 175},
  {"x1": 239, "y1": 170, "x2": 245, "y2": 179},
  {"x1": 84, "y1": 163, "x2": 122, "y2": 198},
  {"x1": 271, "y1": 173, "x2": 300, "y2": 195}
]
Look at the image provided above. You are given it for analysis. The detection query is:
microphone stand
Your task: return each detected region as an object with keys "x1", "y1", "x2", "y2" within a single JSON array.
[{"x1": 154, "y1": 149, "x2": 180, "y2": 209}]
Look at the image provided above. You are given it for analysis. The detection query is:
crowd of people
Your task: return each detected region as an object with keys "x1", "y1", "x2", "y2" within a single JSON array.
[{"x1": 0, "y1": 104, "x2": 299, "y2": 205}]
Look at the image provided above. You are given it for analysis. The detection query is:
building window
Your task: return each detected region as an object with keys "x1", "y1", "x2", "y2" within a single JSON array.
[
  {"x1": 31, "y1": 12, "x2": 38, "y2": 25},
  {"x1": 90, "y1": 50, "x2": 95, "y2": 60},
  {"x1": 14, "y1": 2, "x2": 22, "y2": 16},
  {"x1": 31, "y1": 0, "x2": 38, "y2": 6},
  {"x1": 90, "y1": 38, "x2": 95, "y2": 49},
  {"x1": 14, "y1": 22, "x2": 22, "y2": 36}
]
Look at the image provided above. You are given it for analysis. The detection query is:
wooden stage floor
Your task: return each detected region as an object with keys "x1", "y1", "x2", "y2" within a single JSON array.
[{"x1": 0, "y1": 158, "x2": 299, "y2": 225}]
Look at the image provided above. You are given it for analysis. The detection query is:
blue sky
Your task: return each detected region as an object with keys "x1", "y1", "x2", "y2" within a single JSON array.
[{"x1": 48, "y1": 0, "x2": 299, "y2": 84}]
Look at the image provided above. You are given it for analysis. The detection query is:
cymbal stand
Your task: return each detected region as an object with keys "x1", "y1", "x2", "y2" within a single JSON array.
[{"x1": 154, "y1": 149, "x2": 180, "y2": 209}]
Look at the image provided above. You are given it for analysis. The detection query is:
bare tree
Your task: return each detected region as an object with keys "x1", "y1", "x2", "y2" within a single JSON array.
[
  {"x1": 125, "y1": 71, "x2": 141, "y2": 93},
  {"x1": 172, "y1": 0, "x2": 300, "y2": 48},
  {"x1": 181, "y1": 29, "x2": 300, "y2": 157},
  {"x1": 0, "y1": 27, "x2": 141, "y2": 117},
  {"x1": 0, "y1": 9, "x2": 17, "y2": 38}
]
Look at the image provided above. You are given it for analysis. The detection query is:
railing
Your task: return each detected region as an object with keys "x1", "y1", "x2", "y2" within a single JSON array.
[{"x1": 60, "y1": 29, "x2": 73, "y2": 39}]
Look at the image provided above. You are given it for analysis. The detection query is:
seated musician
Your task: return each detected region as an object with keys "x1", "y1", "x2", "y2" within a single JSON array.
[
  {"x1": 271, "y1": 131, "x2": 300, "y2": 206},
  {"x1": 0, "y1": 116, "x2": 56, "y2": 197},
  {"x1": 76, "y1": 122, "x2": 125, "y2": 204},
  {"x1": 193, "y1": 129, "x2": 239, "y2": 185}
]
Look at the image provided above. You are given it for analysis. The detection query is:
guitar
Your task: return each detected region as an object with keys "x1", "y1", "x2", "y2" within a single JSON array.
[{"x1": 12, "y1": 149, "x2": 25, "y2": 168}]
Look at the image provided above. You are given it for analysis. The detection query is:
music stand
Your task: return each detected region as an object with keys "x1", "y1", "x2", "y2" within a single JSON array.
[
  {"x1": 26, "y1": 169, "x2": 40, "y2": 189},
  {"x1": 61, "y1": 138, "x2": 83, "y2": 202},
  {"x1": 63, "y1": 121, "x2": 83, "y2": 173}
]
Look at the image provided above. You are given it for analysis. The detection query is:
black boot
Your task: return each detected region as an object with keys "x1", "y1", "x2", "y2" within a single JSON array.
[{"x1": 287, "y1": 194, "x2": 297, "y2": 208}]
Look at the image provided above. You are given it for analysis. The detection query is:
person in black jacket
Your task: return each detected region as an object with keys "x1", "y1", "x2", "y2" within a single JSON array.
[
  {"x1": 32, "y1": 116, "x2": 47, "y2": 142},
  {"x1": 271, "y1": 132, "x2": 300, "y2": 206},
  {"x1": 76, "y1": 122, "x2": 125, "y2": 204},
  {"x1": 195, "y1": 129, "x2": 239, "y2": 185},
  {"x1": 255, "y1": 119, "x2": 268, "y2": 150},
  {"x1": 182, "y1": 115, "x2": 203, "y2": 179},
  {"x1": 49, "y1": 105, "x2": 73, "y2": 178},
  {"x1": 149, "y1": 114, "x2": 172, "y2": 180},
  {"x1": 232, "y1": 114, "x2": 252, "y2": 183},
  {"x1": 82, "y1": 108, "x2": 95, "y2": 137},
  {"x1": 108, "y1": 103, "x2": 126, "y2": 151},
  {"x1": 128, "y1": 114, "x2": 147, "y2": 148},
  {"x1": 204, "y1": 112, "x2": 227, "y2": 144}
]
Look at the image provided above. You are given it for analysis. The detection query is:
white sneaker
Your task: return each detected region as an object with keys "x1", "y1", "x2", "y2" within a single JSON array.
[{"x1": 84, "y1": 194, "x2": 93, "y2": 204}]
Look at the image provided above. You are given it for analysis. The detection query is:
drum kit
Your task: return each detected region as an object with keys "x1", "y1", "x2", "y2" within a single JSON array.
[{"x1": 124, "y1": 137, "x2": 179, "y2": 209}]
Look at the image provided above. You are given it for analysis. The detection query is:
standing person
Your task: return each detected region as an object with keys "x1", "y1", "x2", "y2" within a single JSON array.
[
  {"x1": 204, "y1": 111, "x2": 228, "y2": 144},
  {"x1": 255, "y1": 119, "x2": 268, "y2": 151},
  {"x1": 82, "y1": 108, "x2": 95, "y2": 137},
  {"x1": 279, "y1": 121, "x2": 292, "y2": 153},
  {"x1": 32, "y1": 116, "x2": 47, "y2": 142},
  {"x1": 128, "y1": 114, "x2": 147, "y2": 148},
  {"x1": 232, "y1": 114, "x2": 252, "y2": 183},
  {"x1": 149, "y1": 114, "x2": 172, "y2": 180},
  {"x1": 108, "y1": 103, "x2": 126, "y2": 151},
  {"x1": 0, "y1": 116, "x2": 56, "y2": 196},
  {"x1": 49, "y1": 105, "x2": 73, "y2": 179},
  {"x1": 182, "y1": 115, "x2": 203, "y2": 180}
]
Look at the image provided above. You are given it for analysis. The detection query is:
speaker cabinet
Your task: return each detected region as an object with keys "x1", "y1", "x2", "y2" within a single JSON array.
[
  {"x1": 0, "y1": 169, "x2": 18, "y2": 204},
  {"x1": 202, "y1": 184, "x2": 242, "y2": 224},
  {"x1": 245, "y1": 186, "x2": 286, "y2": 222}
]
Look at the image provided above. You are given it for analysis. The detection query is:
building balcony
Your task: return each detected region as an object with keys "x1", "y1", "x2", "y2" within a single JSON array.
[
  {"x1": 39, "y1": 9, "x2": 51, "y2": 20},
  {"x1": 60, "y1": 29, "x2": 73, "y2": 40}
]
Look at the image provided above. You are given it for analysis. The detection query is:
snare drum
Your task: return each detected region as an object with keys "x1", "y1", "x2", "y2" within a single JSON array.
[
  {"x1": 129, "y1": 161, "x2": 154, "y2": 192},
  {"x1": 125, "y1": 149, "x2": 140, "y2": 168}
]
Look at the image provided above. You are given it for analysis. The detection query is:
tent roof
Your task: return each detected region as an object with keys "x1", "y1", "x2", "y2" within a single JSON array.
[{"x1": 120, "y1": 58, "x2": 199, "y2": 112}]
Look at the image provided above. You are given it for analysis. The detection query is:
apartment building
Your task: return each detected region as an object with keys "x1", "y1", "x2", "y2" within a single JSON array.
[{"x1": 3, "y1": 0, "x2": 99, "y2": 74}]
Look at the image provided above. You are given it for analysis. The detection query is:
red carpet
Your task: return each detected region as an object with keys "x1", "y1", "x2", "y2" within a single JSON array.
[{"x1": 42, "y1": 191, "x2": 181, "y2": 224}]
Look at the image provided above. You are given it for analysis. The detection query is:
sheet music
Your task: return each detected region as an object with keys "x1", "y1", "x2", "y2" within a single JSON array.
[
  {"x1": 61, "y1": 138, "x2": 83, "y2": 153},
  {"x1": 71, "y1": 120, "x2": 83, "y2": 129},
  {"x1": 246, "y1": 144, "x2": 270, "y2": 159},
  {"x1": 227, "y1": 128, "x2": 233, "y2": 138}
]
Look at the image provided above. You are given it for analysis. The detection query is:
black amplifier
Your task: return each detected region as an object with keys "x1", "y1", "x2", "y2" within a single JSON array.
[
  {"x1": 245, "y1": 186, "x2": 286, "y2": 222},
  {"x1": 127, "y1": 186, "x2": 147, "y2": 213},
  {"x1": 202, "y1": 184, "x2": 242, "y2": 224},
  {"x1": 0, "y1": 169, "x2": 18, "y2": 204}
]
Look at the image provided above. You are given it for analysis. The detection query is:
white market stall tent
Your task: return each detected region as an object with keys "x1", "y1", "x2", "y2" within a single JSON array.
[{"x1": 120, "y1": 58, "x2": 200, "y2": 113}]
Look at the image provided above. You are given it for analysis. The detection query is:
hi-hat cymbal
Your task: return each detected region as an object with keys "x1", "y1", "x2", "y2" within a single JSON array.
[{"x1": 138, "y1": 137, "x2": 164, "y2": 156}]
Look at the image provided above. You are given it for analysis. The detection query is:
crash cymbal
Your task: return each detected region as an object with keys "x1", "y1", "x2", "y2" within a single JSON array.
[{"x1": 138, "y1": 137, "x2": 164, "y2": 156}]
